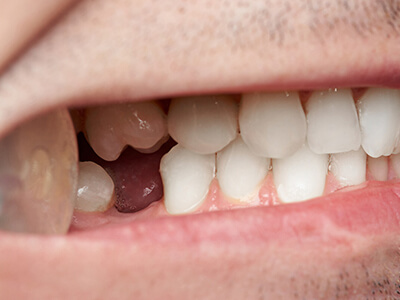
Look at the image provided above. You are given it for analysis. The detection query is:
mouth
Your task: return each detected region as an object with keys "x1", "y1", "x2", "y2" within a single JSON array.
[{"x1": 1, "y1": 0, "x2": 400, "y2": 299}]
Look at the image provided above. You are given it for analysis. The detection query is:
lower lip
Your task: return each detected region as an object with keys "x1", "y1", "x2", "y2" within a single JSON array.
[{"x1": 1, "y1": 180, "x2": 399, "y2": 298}]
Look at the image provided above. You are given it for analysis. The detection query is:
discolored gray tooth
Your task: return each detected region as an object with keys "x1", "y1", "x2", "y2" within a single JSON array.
[{"x1": 0, "y1": 109, "x2": 78, "y2": 234}]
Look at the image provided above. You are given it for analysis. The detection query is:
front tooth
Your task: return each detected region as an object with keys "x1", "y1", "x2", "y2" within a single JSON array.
[
  {"x1": 160, "y1": 145, "x2": 215, "y2": 214},
  {"x1": 357, "y1": 88, "x2": 400, "y2": 158},
  {"x1": 167, "y1": 95, "x2": 238, "y2": 154},
  {"x1": 306, "y1": 89, "x2": 361, "y2": 154},
  {"x1": 85, "y1": 101, "x2": 168, "y2": 161},
  {"x1": 217, "y1": 136, "x2": 270, "y2": 202},
  {"x1": 75, "y1": 162, "x2": 115, "y2": 212},
  {"x1": 367, "y1": 156, "x2": 388, "y2": 181},
  {"x1": 330, "y1": 148, "x2": 366, "y2": 187},
  {"x1": 0, "y1": 109, "x2": 78, "y2": 234},
  {"x1": 239, "y1": 92, "x2": 306, "y2": 158},
  {"x1": 273, "y1": 144, "x2": 328, "y2": 203}
]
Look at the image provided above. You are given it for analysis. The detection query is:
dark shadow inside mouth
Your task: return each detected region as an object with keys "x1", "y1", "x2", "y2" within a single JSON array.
[{"x1": 77, "y1": 132, "x2": 176, "y2": 213}]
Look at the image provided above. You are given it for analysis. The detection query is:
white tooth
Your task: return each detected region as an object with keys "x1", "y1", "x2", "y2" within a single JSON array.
[
  {"x1": 0, "y1": 109, "x2": 78, "y2": 234},
  {"x1": 357, "y1": 88, "x2": 400, "y2": 158},
  {"x1": 239, "y1": 92, "x2": 306, "y2": 158},
  {"x1": 390, "y1": 153, "x2": 400, "y2": 178},
  {"x1": 330, "y1": 148, "x2": 366, "y2": 187},
  {"x1": 160, "y1": 145, "x2": 215, "y2": 214},
  {"x1": 273, "y1": 144, "x2": 328, "y2": 203},
  {"x1": 367, "y1": 156, "x2": 388, "y2": 181},
  {"x1": 85, "y1": 101, "x2": 168, "y2": 161},
  {"x1": 306, "y1": 89, "x2": 361, "y2": 154},
  {"x1": 217, "y1": 136, "x2": 270, "y2": 202},
  {"x1": 168, "y1": 95, "x2": 238, "y2": 154},
  {"x1": 75, "y1": 162, "x2": 115, "y2": 212}
]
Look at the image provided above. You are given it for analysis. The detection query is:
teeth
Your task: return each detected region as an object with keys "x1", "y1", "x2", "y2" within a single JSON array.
[
  {"x1": 167, "y1": 96, "x2": 238, "y2": 154},
  {"x1": 0, "y1": 109, "x2": 78, "y2": 234},
  {"x1": 306, "y1": 89, "x2": 361, "y2": 154},
  {"x1": 85, "y1": 101, "x2": 168, "y2": 161},
  {"x1": 216, "y1": 136, "x2": 270, "y2": 202},
  {"x1": 160, "y1": 145, "x2": 215, "y2": 214},
  {"x1": 367, "y1": 156, "x2": 388, "y2": 181},
  {"x1": 273, "y1": 144, "x2": 328, "y2": 203},
  {"x1": 357, "y1": 88, "x2": 400, "y2": 158},
  {"x1": 75, "y1": 162, "x2": 115, "y2": 212},
  {"x1": 239, "y1": 92, "x2": 306, "y2": 158},
  {"x1": 330, "y1": 148, "x2": 366, "y2": 187}
]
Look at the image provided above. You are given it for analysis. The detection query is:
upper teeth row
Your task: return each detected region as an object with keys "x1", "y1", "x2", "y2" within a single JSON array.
[{"x1": 85, "y1": 87, "x2": 400, "y2": 161}]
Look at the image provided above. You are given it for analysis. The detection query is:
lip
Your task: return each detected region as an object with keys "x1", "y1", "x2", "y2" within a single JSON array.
[{"x1": 1, "y1": 0, "x2": 400, "y2": 298}]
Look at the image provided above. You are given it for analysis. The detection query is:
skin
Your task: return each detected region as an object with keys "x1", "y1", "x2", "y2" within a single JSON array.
[{"x1": 0, "y1": 0, "x2": 400, "y2": 299}]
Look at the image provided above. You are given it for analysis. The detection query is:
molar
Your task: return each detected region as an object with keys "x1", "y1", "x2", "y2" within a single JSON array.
[
  {"x1": 85, "y1": 101, "x2": 168, "y2": 161},
  {"x1": 75, "y1": 161, "x2": 115, "y2": 212}
]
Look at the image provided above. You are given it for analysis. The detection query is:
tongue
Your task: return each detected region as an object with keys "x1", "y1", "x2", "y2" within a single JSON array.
[{"x1": 78, "y1": 134, "x2": 176, "y2": 213}]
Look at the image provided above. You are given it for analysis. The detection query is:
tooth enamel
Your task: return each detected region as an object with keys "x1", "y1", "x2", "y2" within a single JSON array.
[
  {"x1": 167, "y1": 96, "x2": 238, "y2": 154},
  {"x1": 75, "y1": 162, "x2": 115, "y2": 212},
  {"x1": 367, "y1": 156, "x2": 388, "y2": 181},
  {"x1": 330, "y1": 148, "x2": 366, "y2": 187},
  {"x1": 273, "y1": 144, "x2": 328, "y2": 203},
  {"x1": 239, "y1": 92, "x2": 306, "y2": 158},
  {"x1": 160, "y1": 145, "x2": 215, "y2": 214},
  {"x1": 357, "y1": 88, "x2": 400, "y2": 158},
  {"x1": 306, "y1": 89, "x2": 361, "y2": 154},
  {"x1": 85, "y1": 101, "x2": 168, "y2": 161},
  {"x1": 0, "y1": 109, "x2": 78, "y2": 234},
  {"x1": 217, "y1": 136, "x2": 270, "y2": 202}
]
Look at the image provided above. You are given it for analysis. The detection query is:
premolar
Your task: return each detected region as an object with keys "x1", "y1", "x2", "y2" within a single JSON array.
[
  {"x1": 75, "y1": 161, "x2": 115, "y2": 212},
  {"x1": 216, "y1": 136, "x2": 270, "y2": 202},
  {"x1": 239, "y1": 92, "x2": 306, "y2": 158},
  {"x1": 306, "y1": 89, "x2": 361, "y2": 154},
  {"x1": 0, "y1": 109, "x2": 78, "y2": 234},
  {"x1": 167, "y1": 96, "x2": 238, "y2": 154},
  {"x1": 160, "y1": 145, "x2": 215, "y2": 214},
  {"x1": 85, "y1": 101, "x2": 168, "y2": 161}
]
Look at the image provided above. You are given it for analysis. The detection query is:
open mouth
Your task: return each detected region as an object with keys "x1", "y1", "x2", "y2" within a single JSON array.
[{"x1": 1, "y1": 0, "x2": 400, "y2": 299}]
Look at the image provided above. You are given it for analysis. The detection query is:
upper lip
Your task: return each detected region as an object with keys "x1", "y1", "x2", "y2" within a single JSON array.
[{"x1": 0, "y1": 0, "x2": 399, "y2": 139}]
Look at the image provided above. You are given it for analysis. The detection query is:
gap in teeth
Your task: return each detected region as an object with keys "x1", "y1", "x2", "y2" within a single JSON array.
[{"x1": 72, "y1": 87, "x2": 400, "y2": 216}]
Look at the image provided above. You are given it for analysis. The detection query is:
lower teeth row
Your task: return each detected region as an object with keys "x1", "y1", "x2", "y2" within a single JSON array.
[{"x1": 1, "y1": 87, "x2": 400, "y2": 234}]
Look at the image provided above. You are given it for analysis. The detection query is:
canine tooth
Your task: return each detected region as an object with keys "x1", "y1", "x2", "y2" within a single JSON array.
[
  {"x1": 168, "y1": 96, "x2": 238, "y2": 154},
  {"x1": 330, "y1": 148, "x2": 366, "y2": 187},
  {"x1": 160, "y1": 145, "x2": 215, "y2": 214},
  {"x1": 75, "y1": 162, "x2": 115, "y2": 212},
  {"x1": 239, "y1": 92, "x2": 306, "y2": 158},
  {"x1": 273, "y1": 144, "x2": 328, "y2": 203},
  {"x1": 85, "y1": 101, "x2": 168, "y2": 161},
  {"x1": 0, "y1": 109, "x2": 78, "y2": 234},
  {"x1": 217, "y1": 136, "x2": 269, "y2": 202},
  {"x1": 306, "y1": 89, "x2": 361, "y2": 154},
  {"x1": 367, "y1": 156, "x2": 388, "y2": 181},
  {"x1": 357, "y1": 88, "x2": 400, "y2": 158}
]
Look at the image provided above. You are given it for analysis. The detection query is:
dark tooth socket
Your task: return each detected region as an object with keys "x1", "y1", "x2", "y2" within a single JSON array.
[{"x1": 77, "y1": 133, "x2": 176, "y2": 213}]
